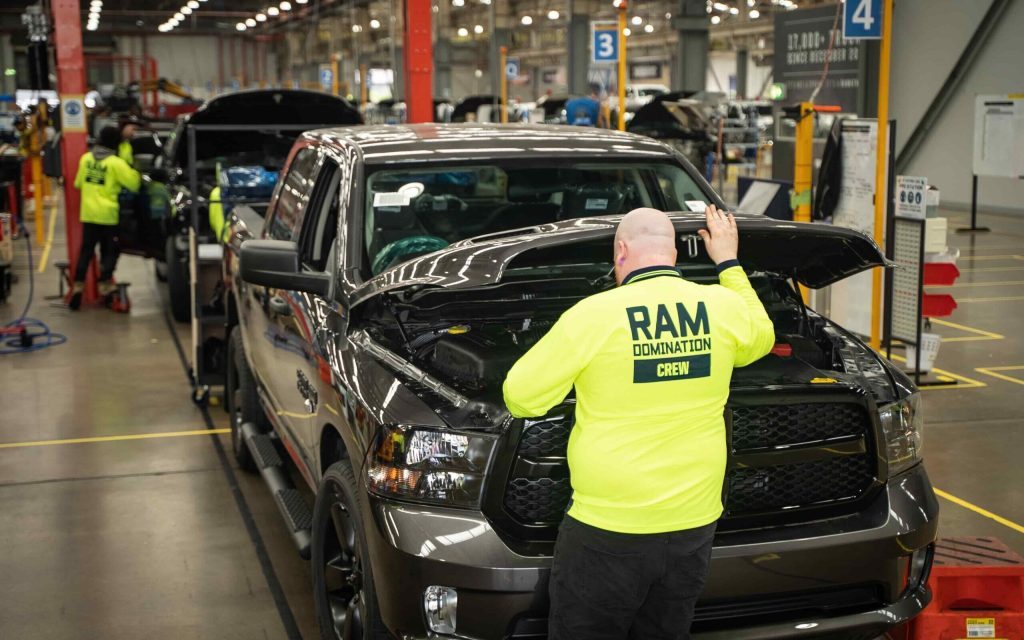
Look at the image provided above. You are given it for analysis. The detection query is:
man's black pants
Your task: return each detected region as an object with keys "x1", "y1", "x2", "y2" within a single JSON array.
[
  {"x1": 548, "y1": 516, "x2": 716, "y2": 640},
  {"x1": 74, "y1": 222, "x2": 119, "y2": 283}
]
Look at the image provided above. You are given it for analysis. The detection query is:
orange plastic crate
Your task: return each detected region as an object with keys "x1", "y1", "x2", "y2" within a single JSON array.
[{"x1": 909, "y1": 538, "x2": 1024, "y2": 640}]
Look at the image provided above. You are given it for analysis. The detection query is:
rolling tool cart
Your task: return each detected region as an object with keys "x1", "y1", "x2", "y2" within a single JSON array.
[{"x1": 184, "y1": 122, "x2": 332, "y2": 405}]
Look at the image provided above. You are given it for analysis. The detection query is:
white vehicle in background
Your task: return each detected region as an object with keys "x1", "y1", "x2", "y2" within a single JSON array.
[{"x1": 626, "y1": 83, "x2": 670, "y2": 111}]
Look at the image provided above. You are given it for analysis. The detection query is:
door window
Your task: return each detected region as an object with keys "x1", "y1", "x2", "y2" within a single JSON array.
[
  {"x1": 267, "y1": 147, "x2": 319, "y2": 242},
  {"x1": 299, "y1": 160, "x2": 340, "y2": 273}
]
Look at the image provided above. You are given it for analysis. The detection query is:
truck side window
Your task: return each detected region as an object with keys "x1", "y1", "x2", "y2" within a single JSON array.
[
  {"x1": 267, "y1": 147, "x2": 318, "y2": 242},
  {"x1": 299, "y1": 161, "x2": 340, "y2": 273}
]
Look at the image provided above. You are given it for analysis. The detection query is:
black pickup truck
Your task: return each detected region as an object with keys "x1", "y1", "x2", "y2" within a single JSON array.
[
  {"x1": 223, "y1": 123, "x2": 937, "y2": 640},
  {"x1": 116, "y1": 89, "x2": 361, "y2": 321}
]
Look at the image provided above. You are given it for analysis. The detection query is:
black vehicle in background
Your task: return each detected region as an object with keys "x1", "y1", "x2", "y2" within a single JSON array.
[
  {"x1": 117, "y1": 88, "x2": 361, "y2": 321},
  {"x1": 223, "y1": 123, "x2": 936, "y2": 640},
  {"x1": 627, "y1": 91, "x2": 716, "y2": 168}
]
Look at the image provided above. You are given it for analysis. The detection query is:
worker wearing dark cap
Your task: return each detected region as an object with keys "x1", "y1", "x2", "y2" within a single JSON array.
[
  {"x1": 504, "y1": 206, "x2": 775, "y2": 640},
  {"x1": 118, "y1": 116, "x2": 140, "y2": 167},
  {"x1": 69, "y1": 125, "x2": 141, "y2": 310}
]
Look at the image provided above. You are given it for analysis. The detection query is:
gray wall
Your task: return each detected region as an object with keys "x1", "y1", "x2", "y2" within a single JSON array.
[{"x1": 890, "y1": 0, "x2": 1024, "y2": 213}]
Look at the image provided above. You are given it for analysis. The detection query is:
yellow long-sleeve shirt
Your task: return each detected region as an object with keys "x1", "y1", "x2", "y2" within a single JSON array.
[
  {"x1": 503, "y1": 264, "x2": 775, "y2": 534},
  {"x1": 73, "y1": 148, "x2": 141, "y2": 226}
]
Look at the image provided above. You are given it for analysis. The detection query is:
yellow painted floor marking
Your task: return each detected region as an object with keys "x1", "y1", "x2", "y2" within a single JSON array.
[
  {"x1": 36, "y1": 198, "x2": 60, "y2": 274},
  {"x1": 958, "y1": 245, "x2": 1024, "y2": 255},
  {"x1": 975, "y1": 365, "x2": 1024, "y2": 387},
  {"x1": 960, "y1": 266, "x2": 1024, "y2": 273},
  {"x1": 929, "y1": 317, "x2": 1004, "y2": 342},
  {"x1": 935, "y1": 488, "x2": 1024, "y2": 536},
  {"x1": 957, "y1": 295, "x2": 1024, "y2": 303},
  {"x1": 0, "y1": 428, "x2": 230, "y2": 449},
  {"x1": 959, "y1": 254, "x2": 1024, "y2": 262},
  {"x1": 887, "y1": 354, "x2": 987, "y2": 390},
  {"x1": 937, "y1": 280, "x2": 1024, "y2": 289}
]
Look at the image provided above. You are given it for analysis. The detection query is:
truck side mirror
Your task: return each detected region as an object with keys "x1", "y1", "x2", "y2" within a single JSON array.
[{"x1": 239, "y1": 239, "x2": 331, "y2": 296}]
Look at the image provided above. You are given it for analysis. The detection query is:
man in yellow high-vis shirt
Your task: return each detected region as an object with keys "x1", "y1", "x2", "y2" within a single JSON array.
[
  {"x1": 70, "y1": 126, "x2": 141, "y2": 310},
  {"x1": 503, "y1": 206, "x2": 775, "y2": 640}
]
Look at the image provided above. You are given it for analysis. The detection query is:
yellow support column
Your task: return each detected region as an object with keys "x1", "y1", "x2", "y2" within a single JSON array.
[
  {"x1": 499, "y1": 46, "x2": 509, "y2": 124},
  {"x1": 617, "y1": 4, "x2": 627, "y2": 131},
  {"x1": 331, "y1": 54, "x2": 340, "y2": 97},
  {"x1": 792, "y1": 101, "x2": 814, "y2": 223},
  {"x1": 870, "y1": 0, "x2": 894, "y2": 351}
]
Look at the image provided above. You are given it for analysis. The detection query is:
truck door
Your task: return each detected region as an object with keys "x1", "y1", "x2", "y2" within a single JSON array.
[{"x1": 248, "y1": 145, "x2": 322, "y2": 467}]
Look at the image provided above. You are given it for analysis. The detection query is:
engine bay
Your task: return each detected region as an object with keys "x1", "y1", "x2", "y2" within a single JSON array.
[{"x1": 364, "y1": 271, "x2": 886, "y2": 405}]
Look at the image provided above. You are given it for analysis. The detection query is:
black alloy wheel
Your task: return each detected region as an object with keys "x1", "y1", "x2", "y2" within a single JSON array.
[{"x1": 312, "y1": 460, "x2": 389, "y2": 640}]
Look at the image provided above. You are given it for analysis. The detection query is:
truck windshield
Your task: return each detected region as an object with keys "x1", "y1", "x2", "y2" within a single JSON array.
[{"x1": 363, "y1": 160, "x2": 708, "y2": 275}]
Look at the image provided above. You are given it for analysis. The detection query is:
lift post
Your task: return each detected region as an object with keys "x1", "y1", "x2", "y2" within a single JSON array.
[
  {"x1": 403, "y1": 0, "x2": 434, "y2": 124},
  {"x1": 51, "y1": 0, "x2": 93, "y2": 303},
  {"x1": 499, "y1": 46, "x2": 509, "y2": 124},
  {"x1": 616, "y1": 1, "x2": 627, "y2": 131}
]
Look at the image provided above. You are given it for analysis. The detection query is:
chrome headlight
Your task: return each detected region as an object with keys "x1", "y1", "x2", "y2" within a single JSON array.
[
  {"x1": 878, "y1": 393, "x2": 924, "y2": 475},
  {"x1": 366, "y1": 425, "x2": 496, "y2": 508}
]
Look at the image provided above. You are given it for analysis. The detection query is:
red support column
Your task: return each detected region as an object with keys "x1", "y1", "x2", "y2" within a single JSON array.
[
  {"x1": 404, "y1": 0, "x2": 433, "y2": 123},
  {"x1": 52, "y1": 0, "x2": 93, "y2": 301}
]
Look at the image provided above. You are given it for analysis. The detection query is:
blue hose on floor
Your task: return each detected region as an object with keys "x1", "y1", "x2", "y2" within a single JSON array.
[{"x1": 1, "y1": 223, "x2": 68, "y2": 354}]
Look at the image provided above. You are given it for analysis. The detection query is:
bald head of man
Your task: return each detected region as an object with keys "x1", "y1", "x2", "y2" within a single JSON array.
[{"x1": 613, "y1": 208, "x2": 678, "y2": 285}]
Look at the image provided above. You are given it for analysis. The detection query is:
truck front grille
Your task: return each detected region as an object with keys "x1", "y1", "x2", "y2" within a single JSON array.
[{"x1": 501, "y1": 399, "x2": 877, "y2": 528}]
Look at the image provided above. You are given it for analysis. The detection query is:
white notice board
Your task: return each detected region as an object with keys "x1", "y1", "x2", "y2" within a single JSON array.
[
  {"x1": 829, "y1": 119, "x2": 888, "y2": 338},
  {"x1": 973, "y1": 94, "x2": 1024, "y2": 178}
]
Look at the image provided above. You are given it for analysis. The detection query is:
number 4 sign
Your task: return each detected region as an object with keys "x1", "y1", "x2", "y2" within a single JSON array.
[{"x1": 843, "y1": 0, "x2": 882, "y2": 39}]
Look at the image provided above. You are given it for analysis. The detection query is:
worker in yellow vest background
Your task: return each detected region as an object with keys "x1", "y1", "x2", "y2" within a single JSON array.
[{"x1": 69, "y1": 126, "x2": 141, "y2": 310}]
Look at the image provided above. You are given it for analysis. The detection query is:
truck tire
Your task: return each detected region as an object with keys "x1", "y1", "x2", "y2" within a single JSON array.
[
  {"x1": 311, "y1": 460, "x2": 390, "y2": 640},
  {"x1": 165, "y1": 235, "x2": 190, "y2": 323},
  {"x1": 226, "y1": 327, "x2": 268, "y2": 473},
  {"x1": 154, "y1": 259, "x2": 168, "y2": 282}
]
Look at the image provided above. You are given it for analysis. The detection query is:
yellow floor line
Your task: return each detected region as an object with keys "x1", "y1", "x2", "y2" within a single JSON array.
[
  {"x1": 959, "y1": 254, "x2": 1024, "y2": 262},
  {"x1": 887, "y1": 354, "x2": 987, "y2": 389},
  {"x1": 929, "y1": 317, "x2": 1004, "y2": 341},
  {"x1": 35, "y1": 198, "x2": 60, "y2": 274},
  {"x1": 0, "y1": 428, "x2": 230, "y2": 449},
  {"x1": 957, "y1": 295, "x2": 1024, "y2": 303},
  {"x1": 935, "y1": 488, "x2": 1024, "y2": 536},
  {"x1": 960, "y1": 266, "x2": 1024, "y2": 273},
  {"x1": 937, "y1": 280, "x2": 1024, "y2": 289},
  {"x1": 975, "y1": 366, "x2": 1024, "y2": 386}
]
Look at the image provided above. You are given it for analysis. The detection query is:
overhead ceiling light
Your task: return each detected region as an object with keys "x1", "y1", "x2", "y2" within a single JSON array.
[
  {"x1": 86, "y1": 22, "x2": 98, "y2": 31},
  {"x1": 295, "y1": 0, "x2": 307, "y2": 4},
  {"x1": 187, "y1": 0, "x2": 199, "y2": 8},
  {"x1": 351, "y1": 24, "x2": 362, "y2": 32},
  {"x1": 710, "y1": 14, "x2": 721, "y2": 23},
  {"x1": 173, "y1": 12, "x2": 183, "y2": 20},
  {"x1": 181, "y1": 6, "x2": 192, "y2": 15},
  {"x1": 729, "y1": 6, "x2": 740, "y2": 14},
  {"x1": 473, "y1": 23, "x2": 484, "y2": 33},
  {"x1": 236, "y1": 22, "x2": 247, "y2": 30},
  {"x1": 90, "y1": 0, "x2": 102, "y2": 7},
  {"x1": 520, "y1": 14, "x2": 532, "y2": 25},
  {"x1": 89, "y1": 11, "x2": 100, "y2": 20},
  {"x1": 158, "y1": 24, "x2": 169, "y2": 32},
  {"x1": 267, "y1": 6, "x2": 280, "y2": 15},
  {"x1": 713, "y1": 2, "x2": 728, "y2": 10},
  {"x1": 369, "y1": 18, "x2": 381, "y2": 28},
  {"x1": 245, "y1": 17, "x2": 256, "y2": 26},
  {"x1": 665, "y1": 11, "x2": 672, "y2": 19},
  {"x1": 168, "y1": 17, "x2": 179, "y2": 26},
  {"x1": 279, "y1": 1, "x2": 292, "y2": 9},
  {"x1": 452, "y1": 0, "x2": 465, "y2": 6},
  {"x1": 255, "y1": 13, "x2": 267, "y2": 21},
  {"x1": 456, "y1": 26, "x2": 468, "y2": 36},
  {"x1": 643, "y1": 23, "x2": 654, "y2": 32},
  {"x1": 749, "y1": 9, "x2": 760, "y2": 18},
  {"x1": 622, "y1": 27, "x2": 631, "y2": 36},
  {"x1": 748, "y1": 0, "x2": 755, "y2": 5},
  {"x1": 547, "y1": 10, "x2": 559, "y2": 19},
  {"x1": 631, "y1": 15, "x2": 642, "y2": 25},
  {"x1": 479, "y1": 0, "x2": 491, "y2": 4}
]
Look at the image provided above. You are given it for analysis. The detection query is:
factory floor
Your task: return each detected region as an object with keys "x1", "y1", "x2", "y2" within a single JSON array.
[{"x1": 0, "y1": 203, "x2": 1021, "y2": 640}]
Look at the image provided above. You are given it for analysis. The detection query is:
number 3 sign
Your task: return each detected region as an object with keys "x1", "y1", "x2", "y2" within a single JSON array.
[
  {"x1": 591, "y1": 21, "x2": 620, "y2": 64},
  {"x1": 843, "y1": 0, "x2": 882, "y2": 39}
]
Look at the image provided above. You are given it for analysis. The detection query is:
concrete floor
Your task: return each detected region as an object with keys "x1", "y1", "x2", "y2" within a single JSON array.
[{"x1": 0, "y1": 204, "x2": 1021, "y2": 639}]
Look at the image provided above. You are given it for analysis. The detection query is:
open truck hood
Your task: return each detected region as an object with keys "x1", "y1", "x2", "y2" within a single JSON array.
[
  {"x1": 350, "y1": 213, "x2": 887, "y2": 307},
  {"x1": 174, "y1": 89, "x2": 361, "y2": 166}
]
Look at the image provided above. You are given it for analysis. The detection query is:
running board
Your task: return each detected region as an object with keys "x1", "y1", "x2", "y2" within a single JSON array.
[{"x1": 241, "y1": 422, "x2": 314, "y2": 559}]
